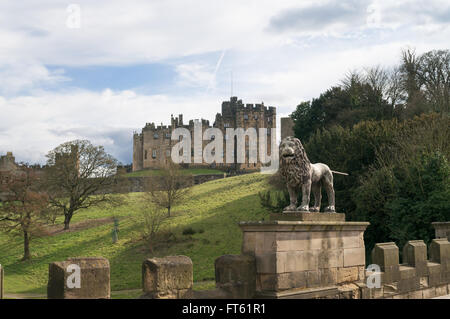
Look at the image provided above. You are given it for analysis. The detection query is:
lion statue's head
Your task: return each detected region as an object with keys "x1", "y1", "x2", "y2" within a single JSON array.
[{"x1": 279, "y1": 136, "x2": 311, "y2": 186}]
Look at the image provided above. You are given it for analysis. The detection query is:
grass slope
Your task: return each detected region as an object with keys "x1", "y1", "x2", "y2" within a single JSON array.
[{"x1": 0, "y1": 173, "x2": 270, "y2": 296}]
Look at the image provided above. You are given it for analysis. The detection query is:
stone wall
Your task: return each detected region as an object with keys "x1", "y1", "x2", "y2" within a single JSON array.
[{"x1": 357, "y1": 239, "x2": 450, "y2": 299}]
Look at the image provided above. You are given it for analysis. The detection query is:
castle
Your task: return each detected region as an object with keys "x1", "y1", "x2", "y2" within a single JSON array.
[{"x1": 133, "y1": 97, "x2": 276, "y2": 172}]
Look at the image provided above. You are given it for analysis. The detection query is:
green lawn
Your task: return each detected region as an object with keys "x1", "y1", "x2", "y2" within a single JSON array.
[
  {"x1": 125, "y1": 168, "x2": 224, "y2": 177},
  {"x1": 0, "y1": 173, "x2": 270, "y2": 298}
]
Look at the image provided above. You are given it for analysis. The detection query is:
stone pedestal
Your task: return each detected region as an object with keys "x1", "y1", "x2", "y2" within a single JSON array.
[
  {"x1": 47, "y1": 257, "x2": 110, "y2": 299},
  {"x1": 432, "y1": 222, "x2": 450, "y2": 241},
  {"x1": 142, "y1": 256, "x2": 193, "y2": 299},
  {"x1": 239, "y1": 213, "x2": 369, "y2": 298}
]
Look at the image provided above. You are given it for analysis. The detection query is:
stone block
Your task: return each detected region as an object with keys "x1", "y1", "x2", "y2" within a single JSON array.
[
  {"x1": 276, "y1": 232, "x2": 306, "y2": 251},
  {"x1": 408, "y1": 290, "x2": 422, "y2": 299},
  {"x1": 47, "y1": 257, "x2": 110, "y2": 299},
  {"x1": 276, "y1": 271, "x2": 307, "y2": 290},
  {"x1": 428, "y1": 262, "x2": 442, "y2": 286},
  {"x1": 336, "y1": 267, "x2": 359, "y2": 284},
  {"x1": 242, "y1": 232, "x2": 256, "y2": 255},
  {"x1": 343, "y1": 248, "x2": 365, "y2": 267},
  {"x1": 142, "y1": 256, "x2": 193, "y2": 298},
  {"x1": 422, "y1": 287, "x2": 436, "y2": 299},
  {"x1": 338, "y1": 284, "x2": 360, "y2": 299},
  {"x1": 358, "y1": 266, "x2": 366, "y2": 281},
  {"x1": 257, "y1": 274, "x2": 277, "y2": 291},
  {"x1": 306, "y1": 270, "x2": 320, "y2": 288},
  {"x1": 215, "y1": 254, "x2": 256, "y2": 298},
  {"x1": 320, "y1": 268, "x2": 337, "y2": 286},
  {"x1": 393, "y1": 293, "x2": 408, "y2": 299},
  {"x1": 435, "y1": 285, "x2": 448, "y2": 297},
  {"x1": 432, "y1": 222, "x2": 450, "y2": 241},
  {"x1": 383, "y1": 282, "x2": 398, "y2": 295},
  {"x1": 255, "y1": 253, "x2": 277, "y2": 273},
  {"x1": 429, "y1": 238, "x2": 450, "y2": 265},
  {"x1": 402, "y1": 240, "x2": 428, "y2": 276},
  {"x1": 371, "y1": 242, "x2": 400, "y2": 283},
  {"x1": 342, "y1": 231, "x2": 363, "y2": 248},
  {"x1": 318, "y1": 249, "x2": 344, "y2": 268},
  {"x1": 398, "y1": 277, "x2": 420, "y2": 293}
]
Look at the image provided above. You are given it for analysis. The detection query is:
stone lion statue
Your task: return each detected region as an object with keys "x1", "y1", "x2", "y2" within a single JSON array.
[{"x1": 279, "y1": 136, "x2": 344, "y2": 213}]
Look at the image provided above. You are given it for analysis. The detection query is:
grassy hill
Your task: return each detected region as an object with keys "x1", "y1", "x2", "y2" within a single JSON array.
[
  {"x1": 125, "y1": 168, "x2": 224, "y2": 177},
  {"x1": 0, "y1": 173, "x2": 270, "y2": 297}
]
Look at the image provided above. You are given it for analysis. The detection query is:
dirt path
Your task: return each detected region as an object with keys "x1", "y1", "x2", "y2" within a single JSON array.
[{"x1": 45, "y1": 217, "x2": 115, "y2": 236}]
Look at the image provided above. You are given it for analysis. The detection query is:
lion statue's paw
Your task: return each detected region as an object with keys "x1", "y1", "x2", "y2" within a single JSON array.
[
  {"x1": 324, "y1": 206, "x2": 336, "y2": 213},
  {"x1": 283, "y1": 204, "x2": 297, "y2": 212},
  {"x1": 297, "y1": 205, "x2": 309, "y2": 212},
  {"x1": 310, "y1": 207, "x2": 320, "y2": 212}
]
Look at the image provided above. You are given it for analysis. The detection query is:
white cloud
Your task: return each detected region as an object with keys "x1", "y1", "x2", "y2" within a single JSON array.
[
  {"x1": 0, "y1": 89, "x2": 220, "y2": 164},
  {"x1": 0, "y1": 0, "x2": 449, "y2": 164}
]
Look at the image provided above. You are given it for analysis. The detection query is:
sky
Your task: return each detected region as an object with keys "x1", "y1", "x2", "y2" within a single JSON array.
[{"x1": 0, "y1": 0, "x2": 449, "y2": 165}]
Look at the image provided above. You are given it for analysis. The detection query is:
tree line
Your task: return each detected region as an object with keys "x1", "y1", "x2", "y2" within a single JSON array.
[{"x1": 261, "y1": 48, "x2": 450, "y2": 259}]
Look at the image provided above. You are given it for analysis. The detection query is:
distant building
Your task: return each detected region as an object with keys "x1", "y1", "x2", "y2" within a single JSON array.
[
  {"x1": 132, "y1": 97, "x2": 277, "y2": 172},
  {"x1": 280, "y1": 117, "x2": 294, "y2": 140},
  {"x1": 0, "y1": 152, "x2": 18, "y2": 173}
]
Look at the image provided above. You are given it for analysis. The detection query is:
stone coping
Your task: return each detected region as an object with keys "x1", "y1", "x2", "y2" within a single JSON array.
[
  {"x1": 432, "y1": 222, "x2": 450, "y2": 227},
  {"x1": 255, "y1": 286, "x2": 339, "y2": 299},
  {"x1": 239, "y1": 220, "x2": 369, "y2": 232},
  {"x1": 271, "y1": 212, "x2": 345, "y2": 222}
]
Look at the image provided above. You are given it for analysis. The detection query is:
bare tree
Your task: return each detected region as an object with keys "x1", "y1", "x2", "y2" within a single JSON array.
[
  {"x1": 145, "y1": 162, "x2": 192, "y2": 217},
  {"x1": 44, "y1": 140, "x2": 121, "y2": 230},
  {"x1": 0, "y1": 166, "x2": 49, "y2": 260},
  {"x1": 364, "y1": 65, "x2": 389, "y2": 97},
  {"x1": 416, "y1": 50, "x2": 450, "y2": 113},
  {"x1": 139, "y1": 206, "x2": 168, "y2": 252}
]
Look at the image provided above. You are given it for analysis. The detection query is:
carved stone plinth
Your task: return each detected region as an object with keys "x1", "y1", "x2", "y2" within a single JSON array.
[
  {"x1": 239, "y1": 215, "x2": 369, "y2": 297},
  {"x1": 271, "y1": 212, "x2": 345, "y2": 222}
]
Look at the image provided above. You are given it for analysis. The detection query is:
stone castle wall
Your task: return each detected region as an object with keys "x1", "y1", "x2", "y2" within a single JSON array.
[{"x1": 133, "y1": 97, "x2": 276, "y2": 172}]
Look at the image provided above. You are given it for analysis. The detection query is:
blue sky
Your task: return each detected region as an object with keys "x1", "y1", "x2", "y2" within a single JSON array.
[{"x1": 0, "y1": 0, "x2": 449, "y2": 164}]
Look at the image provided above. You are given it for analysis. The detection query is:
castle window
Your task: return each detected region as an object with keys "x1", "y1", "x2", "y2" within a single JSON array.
[
  {"x1": 144, "y1": 150, "x2": 148, "y2": 160},
  {"x1": 267, "y1": 129, "x2": 271, "y2": 135},
  {"x1": 166, "y1": 150, "x2": 170, "y2": 157},
  {"x1": 244, "y1": 114, "x2": 248, "y2": 120},
  {"x1": 152, "y1": 150, "x2": 157, "y2": 158},
  {"x1": 165, "y1": 133, "x2": 171, "y2": 139},
  {"x1": 224, "y1": 123, "x2": 230, "y2": 128},
  {"x1": 254, "y1": 115, "x2": 258, "y2": 120},
  {"x1": 154, "y1": 133, "x2": 159, "y2": 139}
]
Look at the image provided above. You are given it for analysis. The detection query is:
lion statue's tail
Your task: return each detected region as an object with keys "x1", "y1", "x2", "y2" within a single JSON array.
[{"x1": 331, "y1": 170, "x2": 349, "y2": 176}]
